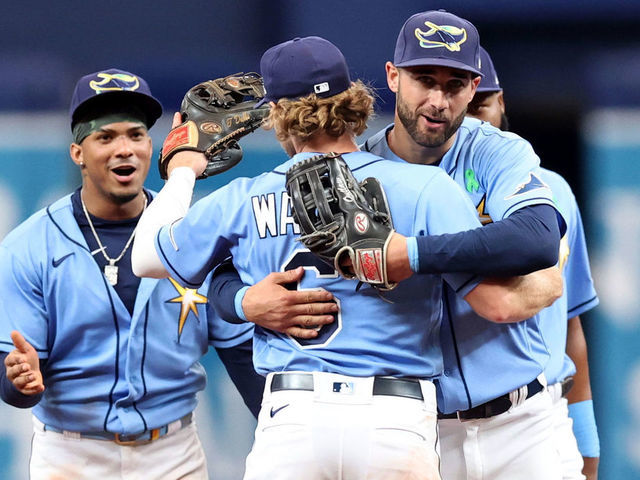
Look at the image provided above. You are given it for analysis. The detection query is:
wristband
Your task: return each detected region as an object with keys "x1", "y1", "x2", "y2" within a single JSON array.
[
  {"x1": 234, "y1": 286, "x2": 250, "y2": 322},
  {"x1": 568, "y1": 399, "x2": 600, "y2": 457}
]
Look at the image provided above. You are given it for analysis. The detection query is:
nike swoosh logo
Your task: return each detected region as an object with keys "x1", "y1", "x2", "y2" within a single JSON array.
[
  {"x1": 270, "y1": 404, "x2": 290, "y2": 418},
  {"x1": 52, "y1": 253, "x2": 74, "y2": 268}
]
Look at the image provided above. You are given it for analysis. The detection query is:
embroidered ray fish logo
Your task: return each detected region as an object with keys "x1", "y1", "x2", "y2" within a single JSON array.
[
  {"x1": 166, "y1": 277, "x2": 208, "y2": 340},
  {"x1": 415, "y1": 21, "x2": 467, "y2": 52},
  {"x1": 504, "y1": 172, "x2": 550, "y2": 200},
  {"x1": 89, "y1": 72, "x2": 140, "y2": 94}
]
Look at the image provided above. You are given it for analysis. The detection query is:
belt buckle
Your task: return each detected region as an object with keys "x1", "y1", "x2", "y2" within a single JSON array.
[{"x1": 114, "y1": 428, "x2": 159, "y2": 446}]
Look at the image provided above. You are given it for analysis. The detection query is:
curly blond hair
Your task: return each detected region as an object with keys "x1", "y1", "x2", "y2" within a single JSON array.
[{"x1": 265, "y1": 80, "x2": 375, "y2": 143}]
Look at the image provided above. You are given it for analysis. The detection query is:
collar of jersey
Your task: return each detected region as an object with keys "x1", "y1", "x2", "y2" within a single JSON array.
[{"x1": 274, "y1": 151, "x2": 383, "y2": 174}]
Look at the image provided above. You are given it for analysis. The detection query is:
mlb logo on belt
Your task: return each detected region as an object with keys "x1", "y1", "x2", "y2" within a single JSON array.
[{"x1": 333, "y1": 382, "x2": 354, "y2": 394}]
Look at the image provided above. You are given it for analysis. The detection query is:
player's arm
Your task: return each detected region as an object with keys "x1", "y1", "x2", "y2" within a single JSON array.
[
  {"x1": 132, "y1": 114, "x2": 208, "y2": 278},
  {"x1": 462, "y1": 266, "x2": 562, "y2": 323},
  {"x1": 389, "y1": 184, "x2": 561, "y2": 322},
  {"x1": 410, "y1": 203, "x2": 561, "y2": 276},
  {"x1": 566, "y1": 315, "x2": 600, "y2": 480},
  {"x1": 211, "y1": 260, "x2": 337, "y2": 338},
  {"x1": 215, "y1": 338, "x2": 266, "y2": 419},
  {"x1": 1, "y1": 331, "x2": 45, "y2": 407},
  {"x1": 386, "y1": 232, "x2": 562, "y2": 324}
]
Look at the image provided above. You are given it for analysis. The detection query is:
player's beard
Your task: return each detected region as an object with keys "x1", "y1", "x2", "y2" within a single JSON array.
[{"x1": 396, "y1": 94, "x2": 466, "y2": 148}]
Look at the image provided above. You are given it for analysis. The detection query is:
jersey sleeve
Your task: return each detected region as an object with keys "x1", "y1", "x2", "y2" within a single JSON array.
[
  {"x1": 155, "y1": 185, "x2": 240, "y2": 289},
  {"x1": 0, "y1": 245, "x2": 49, "y2": 357},
  {"x1": 563, "y1": 197, "x2": 599, "y2": 318},
  {"x1": 414, "y1": 172, "x2": 483, "y2": 295},
  {"x1": 477, "y1": 136, "x2": 556, "y2": 220}
]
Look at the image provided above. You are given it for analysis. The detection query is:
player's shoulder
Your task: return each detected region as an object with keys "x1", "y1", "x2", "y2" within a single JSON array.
[
  {"x1": 540, "y1": 167, "x2": 573, "y2": 193},
  {"x1": 539, "y1": 167, "x2": 578, "y2": 216},
  {"x1": 348, "y1": 152, "x2": 457, "y2": 201},
  {"x1": 457, "y1": 117, "x2": 532, "y2": 151},
  {"x1": 1, "y1": 195, "x2": 72, "y2": 249}
]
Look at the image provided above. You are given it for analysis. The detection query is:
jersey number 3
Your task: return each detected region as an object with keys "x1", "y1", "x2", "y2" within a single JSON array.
[{"x1": 282, "y1": 250, "x2": 342, "y2": 348}]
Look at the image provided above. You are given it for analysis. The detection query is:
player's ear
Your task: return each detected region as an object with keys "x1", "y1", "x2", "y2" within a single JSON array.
[
  {"x1": 70, "y1": 143, "x2": 85, "y2": 168},
  {"x1": 470, "y1": 75, "x2": 481, "y2": 94},
  {"x1": 385, "y1": 62, "x2": 399, "y2": 93}
]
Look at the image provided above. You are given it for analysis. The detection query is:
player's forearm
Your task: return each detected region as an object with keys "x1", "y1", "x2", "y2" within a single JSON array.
[
  {"x1": 480, "y1": 266, "x2": 562, "y2": 319},
  {"x1": 463, "y1": 273, "x2": 558, "y2": 324},
  {"x1": 413, "y1": 204, "x2": 560, "y2": 276},
  {"x1": 566, "y1": 316, "x2": 594, "y2": 403},
  {"x1": 566, "y1": 316, "x2": 600, "y2": 464},
  {"x1": 215, "y1": 339, "x2": 265, "y2": 419},
  {"x1": 132, "y1": 167, "x2": 196, "y2": 278},
  {"x1": 210, "y1": 260, "x2": 249, "y2": 324}
]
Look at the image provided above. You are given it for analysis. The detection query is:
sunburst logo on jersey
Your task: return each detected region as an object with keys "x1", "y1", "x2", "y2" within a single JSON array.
[
  {"x1": 415, "y1": 21, "x2": 467, "y2": 52},
  {"x1": 166, "y1": 277, "x2": 208, "y2": 340}
]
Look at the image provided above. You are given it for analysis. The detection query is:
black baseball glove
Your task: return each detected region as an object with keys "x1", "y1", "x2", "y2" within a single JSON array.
[
  {"x1": 159, "y1": 72, "x2": 270, "y2": 179},
  {"x1": 285, "y1": 153, "x2": 397, "y2": 290}
]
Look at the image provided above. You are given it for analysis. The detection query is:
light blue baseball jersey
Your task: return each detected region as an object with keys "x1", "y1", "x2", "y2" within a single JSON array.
[
  {"x1": 156, "y1": 151, "x2": 483, "y2": 379},
  {"x1": 0, "y1": 194, "x2": 253, "y2": 433},
  {"x1": 537, "y1": 169, "x2": 599, "y2": 385},
  {"x1": 365, "y1": 117, "x2": 561, "y2": 412}
]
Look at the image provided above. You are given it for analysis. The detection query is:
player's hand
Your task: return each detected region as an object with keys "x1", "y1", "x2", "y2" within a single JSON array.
[
  {"x1": 242, "y1": 267, "x2": 338, "y2": 339},
  {"x1": 4, "y1": 331, "x2": 45, "y2": 395},
  {"x1": 166, "y1": 112, "x2": 208, "y2": 178}
]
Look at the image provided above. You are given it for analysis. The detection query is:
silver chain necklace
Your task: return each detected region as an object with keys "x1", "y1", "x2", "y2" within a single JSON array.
[{"x1": 80, "y1": 193, "x2": 147, "y2": 286}]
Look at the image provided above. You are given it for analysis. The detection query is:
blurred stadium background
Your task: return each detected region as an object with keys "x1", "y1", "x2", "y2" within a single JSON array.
[{"x1": 1, "y1": 1, "x2": 639, "y2": 478}]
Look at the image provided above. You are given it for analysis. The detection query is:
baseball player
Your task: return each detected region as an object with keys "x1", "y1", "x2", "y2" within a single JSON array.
[
  {"x1": 361, "y1": 10, "x2": 570, "y2": 480},
  {"x1": 467, "y1": 46, "x2": 600, "y2": 480},
  {"x1": 0, "y1": 69, "x2": 265, "y2": 480},
  {"x1": 131, "y1": 36, "x2": 559, "y2": 480}
]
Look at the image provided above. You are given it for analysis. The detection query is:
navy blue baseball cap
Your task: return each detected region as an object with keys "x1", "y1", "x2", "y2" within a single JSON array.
[
  {"x1": 258, "y1": 36, "x2": 352, "y2": 106},
  {"x1": 69, "y1": 68, "x2": 163, "y2": 130},
  {"x1": 476, "y1": 47, "x2": 502, "y2": 92},
  {"x1": 394, "y1": 10, "x2": 482, "y2": 77}
]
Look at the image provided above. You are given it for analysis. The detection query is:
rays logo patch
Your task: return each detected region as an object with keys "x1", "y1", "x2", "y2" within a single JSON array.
[
  {"x1": 89, "y1": 72, "x2": 140, "y2": 94},
  {"x1": 504, "y1": 172, "x2": 550, "y2": 200},
  {"x1": 415, "y1": 21, "x2": 467, "y2": 52}
]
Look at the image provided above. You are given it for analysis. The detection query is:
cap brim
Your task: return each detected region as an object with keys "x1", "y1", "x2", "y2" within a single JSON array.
[
  {"x1": 72, "y1": 90, "x2": 163, "y2": 129},
  {"x1": 395, "y1": 57, "x2": 483, "y2": 77},
  {"x1": 476, "y1": 86, "x2": 502, "y2": 93}
]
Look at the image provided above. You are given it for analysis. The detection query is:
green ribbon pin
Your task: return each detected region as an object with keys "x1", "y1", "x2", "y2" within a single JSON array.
[{"x1": 465, "y1": 169, "x2": 479, "y2": 193}]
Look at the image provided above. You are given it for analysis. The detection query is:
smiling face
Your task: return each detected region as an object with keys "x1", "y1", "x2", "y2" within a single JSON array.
[
  {"x1": 70, "y1": 121, "x2": 152, "y2": 218},
  {"x1": 386, "y1": 62, "x2": 480, "y2": 161}
]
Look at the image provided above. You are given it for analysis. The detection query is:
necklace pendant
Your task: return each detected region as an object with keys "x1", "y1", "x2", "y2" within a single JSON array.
[{"x1": 104, "y1": 264, "x2": 118, "y2": 286}]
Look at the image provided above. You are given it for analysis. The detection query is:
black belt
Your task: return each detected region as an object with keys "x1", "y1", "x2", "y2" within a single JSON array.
[
  {"x1": 270, "y1": 373, "x2": 423, "y2": 401},
  {"x1": 560, "y1": 376, "x2": 574, "y2": 398},
  {"x1": 438, "y1": 378, "x2": 544, "y2": 420}
]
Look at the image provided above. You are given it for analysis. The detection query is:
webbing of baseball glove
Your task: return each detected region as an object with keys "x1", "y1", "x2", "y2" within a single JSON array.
[{"x1": 159, "y1": 72, "x2": 270, "y2": 179}]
